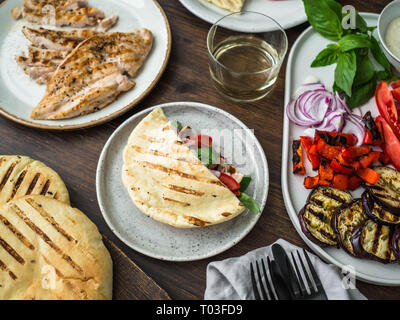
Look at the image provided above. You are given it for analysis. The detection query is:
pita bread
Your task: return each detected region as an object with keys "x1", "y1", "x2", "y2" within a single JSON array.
[
  {"x1": 122, "y1": 107, "x2": 244, "y2": 228},
  {"x1": 0, "y1": 195, "x2": 112, "y2": 300},
  {"x1": 0, "y1": 156, "x2": 69, "y2": 205},
  {"x1": 204, "y1": 0, "x2": 246, "y2": 12}
]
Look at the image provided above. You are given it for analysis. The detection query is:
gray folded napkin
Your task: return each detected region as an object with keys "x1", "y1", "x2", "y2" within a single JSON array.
[{"x1": 204, "y1": 239, "x2": 367, "y2": 300}]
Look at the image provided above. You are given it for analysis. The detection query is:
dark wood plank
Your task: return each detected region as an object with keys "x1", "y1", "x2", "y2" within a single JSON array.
[
  {"x1": 0, "y1": 0, "x2": 399, "y2": 300},
  {"x1": 103, "y1": 236, "x2": 170, "y2": 300}
]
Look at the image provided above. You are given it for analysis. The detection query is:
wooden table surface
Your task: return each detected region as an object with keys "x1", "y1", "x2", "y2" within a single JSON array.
[{"x1": 1, "y1": 0, "x2": 399, "y2": 300}]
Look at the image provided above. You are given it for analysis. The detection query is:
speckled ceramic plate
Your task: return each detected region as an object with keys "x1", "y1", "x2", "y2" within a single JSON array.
[
  {"x1": 96, "y1": 102, "x2": 269, "y2": 261},
  {"x1": 0, "y1": 0, "x2": 171, "y2": 130}
]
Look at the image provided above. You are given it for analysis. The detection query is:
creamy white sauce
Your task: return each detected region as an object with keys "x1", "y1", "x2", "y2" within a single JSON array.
[{"x1": 385, "y1": 17, "x2": 400, "y2": 60}]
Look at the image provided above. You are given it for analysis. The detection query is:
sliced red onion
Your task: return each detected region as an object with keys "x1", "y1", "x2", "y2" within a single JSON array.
[
  {"x1": 343, "y1": 113, "x2": 365, "y2": 146},
  {"x1": 286, "y1": 83, "x2": 364, "y2": 136}
]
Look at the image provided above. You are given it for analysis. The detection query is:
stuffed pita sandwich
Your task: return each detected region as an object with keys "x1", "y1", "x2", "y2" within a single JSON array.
[{"x1": 122, "y1": 107, "x2": 259, "y2": 228}]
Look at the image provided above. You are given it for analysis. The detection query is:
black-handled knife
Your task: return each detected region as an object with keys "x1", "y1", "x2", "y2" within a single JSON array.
[
  {"x1": 272, "y1": 244, "x2": 302, "y2": 299},
  {"x1": 268, "y1": 257, "x2": 292, "y2": 300}
]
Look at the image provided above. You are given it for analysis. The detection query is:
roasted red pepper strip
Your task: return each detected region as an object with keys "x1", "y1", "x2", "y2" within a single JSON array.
[
  {"x1": 300, "y1": 136, "x2": 320, "y2": 170},
  {"x1": 356, "y1": 167, "x2": 380, "y2": 184},
  {"x1": 292, "y1": 140, "x2": 306, "y2": 175},
  {"x1": 341, "y1": 146, "x2": 370, "y2": 162},
  {"x1": 379, "y1": 150, "x2": 391, "y2": 165},
  {"x1": 332, "y1": 174, "x2": 349, "y2": 190},
  {"x1": 316, "y1": 139, "x2": 341, "y2": 160},
  {"x1": 304, "y1": 175, "x2": 319, "y2": 189},
  {"x1": 392, "y1": 80, "x2": 400, "y2": 90},
  {"x1": 330, "y1": 158, "x2": 354, "y2": 175},
  {"x1": 359, "y1": 151, "x2": 380, "y2": 169},
  {"x1": 362, "y1": 111, "x2": 383, "y2": 146},
  {"x1": 315, "y1": 130, "x2": 356, "y2": 146},
  {"x1": 319, "y1": 160, "x2": 334, "y2": 186},
  {"x1": 348, "y1": 175, "x2": 362, "y2": 190}
]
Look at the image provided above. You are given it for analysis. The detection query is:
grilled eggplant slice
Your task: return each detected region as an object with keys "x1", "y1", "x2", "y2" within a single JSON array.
[
  {"x1": 332, "y1": 199, "x2": 368, "y2": 256},
  {"x1": 299, "y1": 186, "x2": 353, "y2": 246},
  {"x1": 351, "y1": 219, "x2": 396, "y2": 263},
  {"x1": 392, "y1": 227, "x2": 400, "y2": 262},
  {"x1": 366, "y1": 167, "x2": 400, "y2": 216},
  {"x1": 362, "y1": 192, "x2": 400, "y2": 225}
]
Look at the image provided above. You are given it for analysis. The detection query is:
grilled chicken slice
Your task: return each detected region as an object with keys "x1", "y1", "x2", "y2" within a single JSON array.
[
  {"x1": 98, "y1": 14, "x2": 118, "y2": 32},
  {"x1": 31, "y1": 29, "x2": 153, "y2": 119},
  {"x1": 22, "y1": 27, "x2": 82, "y2": 51},
  {"x1": 12, "y1": 0, "x2": 106, "y2": 28}
]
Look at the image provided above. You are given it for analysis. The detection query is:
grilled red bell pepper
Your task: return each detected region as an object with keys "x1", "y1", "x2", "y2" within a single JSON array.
[
  {"x1": 362, "y1": 111, "x2": 383, "y2": 146},
  {"x1": 304, "y1": 175, "x2": 319, "y2": 189},
  {"x1": 356, "y1": 167, "x2": 380, "y2": 184},
  {"x1": 341, "y1": 146, "x2": 370, "y2": 162},
  {"x1": 300, "y1": 136, "x2": 320, "y2": 170},
  {"x1": 292, "y1": 140, "x2": 306, "y2": 175},
  {"x1": 332, "y1": 174, "x2": 349, "y2": 190},
  {"x1": 330, "y1": 158, "x2": 354, "y2": 175},
  {"x1": 379, "y1": 150, "x2": 391, "y2": 165},
  {"x1": 316, "y1": 139, "x2": 341, "y2": 160},
  {"x1": 348, "y1": 175, "x2": 363, "y2": 190},
  {"x1": 315, "y1": 130, "x2": 357, "y2": 147},
  {"x1": 319, "y1": 160, "x2": 334, "y2": 186},
  {"x1": 359, "y1": 151, "x2": 380, "y2": 169}
]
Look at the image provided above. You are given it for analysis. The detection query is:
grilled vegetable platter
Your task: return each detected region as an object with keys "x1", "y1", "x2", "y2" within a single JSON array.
[{"x1": 282, "y1": 8, "x2": 400, "y2": 284}]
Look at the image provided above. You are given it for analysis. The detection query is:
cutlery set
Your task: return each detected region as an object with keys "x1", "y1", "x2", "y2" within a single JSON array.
[{"x1": 250, "y1": 244, "x2": 328, "y2": 300}]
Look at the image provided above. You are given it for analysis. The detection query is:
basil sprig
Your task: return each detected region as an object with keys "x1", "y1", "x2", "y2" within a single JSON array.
[{"x1": 303, "y1": 0, "x2": 395, "y2": 108}]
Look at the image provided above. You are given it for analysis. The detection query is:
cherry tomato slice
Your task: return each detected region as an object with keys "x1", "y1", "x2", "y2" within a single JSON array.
[
  {"x1": 376, "y1": 116, "x2": 400, "y2": 171},
  {"x1": 218, "y1": 172, "x2": 240, "y2": 191},
  {"x1": 376, "y1": 81, "x2": 400, "y2": 141},
  {"x1": 393, "y1": 87, "x2": 400, "y2": 102}
]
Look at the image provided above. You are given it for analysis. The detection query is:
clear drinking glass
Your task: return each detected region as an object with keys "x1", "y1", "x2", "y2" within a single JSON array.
[{"x1": 207, "y1": 12, "x2": 288, "y2": 102}]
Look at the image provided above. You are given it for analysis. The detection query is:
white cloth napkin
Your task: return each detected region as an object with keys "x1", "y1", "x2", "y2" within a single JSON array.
[{"x1": 204, "y1": 239, "x2": 367, "y2": 300}]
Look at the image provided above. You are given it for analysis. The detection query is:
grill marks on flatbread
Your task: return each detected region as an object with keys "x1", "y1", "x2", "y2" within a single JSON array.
[
  {"x1": 0, "y1": 196, "x2": 112, "y2": 300},
  {"x1": 0, "y1": 156, "x2": 69, "y2": 205},
  {"x1": 122, "y1": 108, "x2": 244, "y2": 228}
]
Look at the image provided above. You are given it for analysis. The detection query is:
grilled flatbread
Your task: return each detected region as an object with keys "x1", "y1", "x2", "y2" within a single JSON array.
[
  {"x1": 122, "y1": 107, "x2": 245, "y2": 228},
  {"x1": 0, "y1": 195, "x2": 112, "y2": 300},
  {"x1": 0, "y1": 156, "x2": 69, "y2": 205},
  {"x1": 203, "y1": 0, "x2": 246, "y2": 12}
]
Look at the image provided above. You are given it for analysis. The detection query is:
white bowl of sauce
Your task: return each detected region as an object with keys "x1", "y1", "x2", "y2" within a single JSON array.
[{"x1": 378, "y1": 0, "x2": 400, "y2": 75}]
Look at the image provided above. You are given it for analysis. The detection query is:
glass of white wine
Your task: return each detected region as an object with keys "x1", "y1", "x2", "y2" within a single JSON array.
[{"x1": 207, "y1": 11, "x2": 288, "y2": 102}]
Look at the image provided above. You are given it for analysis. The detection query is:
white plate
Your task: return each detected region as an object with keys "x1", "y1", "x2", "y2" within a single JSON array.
[
  {"x1": 282, "y1": 13, "x2": 400, "y2": 286},
  {"x1": 179, "y1": 0, "x2": 307, "y2": 32},
  {"x1": 96, "y1": 102, "x2": 269, "y2": 261},
  {"x1": 0, "y1": 0, "x2": 171, "y2": 130}
]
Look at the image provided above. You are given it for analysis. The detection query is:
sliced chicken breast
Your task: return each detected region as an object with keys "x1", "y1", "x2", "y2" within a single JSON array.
[{"x1": 31, "y1": 29, "x2": 153, "y2": 119}]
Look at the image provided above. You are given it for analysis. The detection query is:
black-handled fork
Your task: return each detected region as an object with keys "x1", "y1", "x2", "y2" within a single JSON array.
[
  {"x1": 250, "y1": 257, "x2": 276, "y2": 300},
  {"x1": 289, "y1": 249, "x2": 328, "y2": 300}
]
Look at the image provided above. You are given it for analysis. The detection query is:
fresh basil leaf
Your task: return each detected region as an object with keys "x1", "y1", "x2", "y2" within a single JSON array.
[
  {"x1": 238, "y1": 192, "x2": 260, "y2": 214},
  {"x1": 196, "y1": 148, "x2": 217, "y2": 165},
  {"x1": 354, "y1": 54, "x2": 375, "y2": 86},
  {"x1": 355, "y1": 12, "x2": 368, "y2": 33},
  {"x1": 370, "y1": 36, "x2": 391, "y2": 72},
  {"x1": 311, "y1": 44, "x2": 340, "y2": 67},
  {"x1": 303, "y1": 0, "x2": 343, "y2": 40},
  {"x1": 239, "y1": 176, "x2": 252, "y2": 192},
  {"x1": 171, "y1": 120, "x2": 183, "y2": 131},
  {"x1": 338, "y1": 34, "x2": 371, "y2": 52},
  {"x1": 335, "y1": 51, "x2": 357, "y2": 97},
  {"x1": 325, "y1": 0, "x2": 342, "y2": 20},
  {"x1": 346, "y1": 79, "x2": 376, "y2": 109}
]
